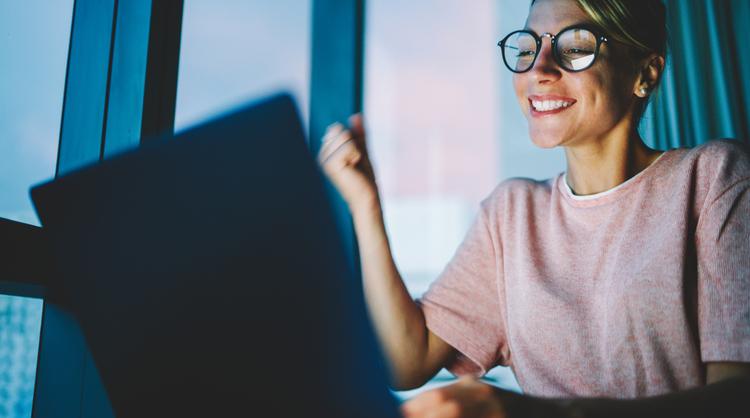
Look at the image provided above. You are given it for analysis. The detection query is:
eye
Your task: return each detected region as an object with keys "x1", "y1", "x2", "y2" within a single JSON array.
[
  {"x1": 562, "y1": 48, "x2": 593, "y2": 55},
  {"x1": 516, "y1": 50, "x2": 536, "y2": 58}
]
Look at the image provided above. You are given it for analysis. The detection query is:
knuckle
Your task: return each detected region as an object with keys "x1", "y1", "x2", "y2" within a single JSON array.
[
  {"x1": 334, "y1": 151, "x2": 354, "y2": 167},
  {"x1": 476, "y1": 383, "x2": 494, "y2": 397},
  {"x1": 339, "y1": 131, "x2": 352, "y2": 142},
  {"x1": 443, "y1": 400, "x2": 463, "y2": 416},
  {"x1": 326, "y1": 153, "x2": 344, "y2": 167},
  {"x1": 348, "y1": 150, "x2": 362, "y2": 164},
  {"x1": 428, "y1": 389, "x2": 447, "y2": 403}
]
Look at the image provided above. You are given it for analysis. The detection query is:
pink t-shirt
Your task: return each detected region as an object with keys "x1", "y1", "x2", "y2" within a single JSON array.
[{"x1": 419, "y1": 139, "x2": 750, "y2": 398}]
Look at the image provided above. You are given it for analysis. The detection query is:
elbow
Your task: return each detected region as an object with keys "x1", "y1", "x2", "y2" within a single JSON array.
[
  {"x1": 388, "y1": 369, "x2": 433, "y2": 391},
  {"x1": 390, "y1": 378, "x2": 427, "y2": 392}
]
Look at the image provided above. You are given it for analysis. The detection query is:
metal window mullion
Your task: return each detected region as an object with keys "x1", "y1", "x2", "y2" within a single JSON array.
[
  {"x1": 34, "y1": 0, "x2": 118, "y2": 416},
  {"x1": 33, "y1": 1, "x2": 184, "y2": 417}
]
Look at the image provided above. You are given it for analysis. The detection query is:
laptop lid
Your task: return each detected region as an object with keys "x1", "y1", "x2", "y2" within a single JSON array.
[{"x1": 31, "y1": 93, "x2": 400, "y2": 418}]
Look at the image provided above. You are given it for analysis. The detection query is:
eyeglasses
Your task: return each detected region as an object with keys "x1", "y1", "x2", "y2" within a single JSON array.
[{"x1": 498, "y1": 25, "x2": 609, "y2": 73}]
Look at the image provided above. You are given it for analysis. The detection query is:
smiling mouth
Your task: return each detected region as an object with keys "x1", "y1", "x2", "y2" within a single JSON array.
[{"x1": 528, "y1": 98, "x2": 577, "y2": 116}]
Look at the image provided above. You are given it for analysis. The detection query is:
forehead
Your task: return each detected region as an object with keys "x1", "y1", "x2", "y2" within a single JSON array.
[{"x1": 525, "y1": 0, "x2": 593, "y2": 32}]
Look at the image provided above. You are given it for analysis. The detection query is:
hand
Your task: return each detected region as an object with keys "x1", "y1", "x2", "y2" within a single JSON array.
[
  {"x1": 401, "y1": 376, "x2": 564, "y2": 418},
  {"x1": 401, "y1": 377, "x2": 509, "y2": 418},
  {"x1": 317, "y1": 114, "x2": 380, "y2": 216}
]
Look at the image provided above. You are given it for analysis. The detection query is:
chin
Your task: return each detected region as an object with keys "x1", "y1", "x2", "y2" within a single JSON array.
[{"x1": 528, "y1": 129, "x2": 565, "y2": 149}]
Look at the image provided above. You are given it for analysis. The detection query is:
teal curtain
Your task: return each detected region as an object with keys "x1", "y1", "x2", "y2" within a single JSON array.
[{"x1": 641, "y1": 0, "x2": 750, "y2": 149}]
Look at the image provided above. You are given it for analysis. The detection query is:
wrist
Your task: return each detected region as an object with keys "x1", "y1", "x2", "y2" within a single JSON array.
[{"x1": 350, "y1": 194, "x2": 383, "y2": 221}]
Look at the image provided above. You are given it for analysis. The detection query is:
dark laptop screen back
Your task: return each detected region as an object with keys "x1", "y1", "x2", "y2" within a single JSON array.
[{"x1": 31, "y1": 93, "x2": 400, "y2": 418}]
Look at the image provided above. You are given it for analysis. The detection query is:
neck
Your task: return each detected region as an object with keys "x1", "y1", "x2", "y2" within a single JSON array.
[{"x1": 563, "y1": 120, "x2": 663, "y2": 196}]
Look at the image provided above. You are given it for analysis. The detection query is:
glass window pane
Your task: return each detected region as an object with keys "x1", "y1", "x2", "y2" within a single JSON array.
[
  {"x1": 365, "y1": 0, "x2": 526, "y2": 395},
  {"x1": 175, "y1": 0, "x2": 311, "y2": 131},
  {"x1": 0, "y1": 296, "x2": 43, "y2": 418},
  {"x1": 0, "y1": 1, "x2": 73, "y2": 226},
  {"x1": 0, "y1": 2, "x2": 73, "y2": 418},
  {"x1": 365, "y1": 0, "x2": 500, "y2": 298}
]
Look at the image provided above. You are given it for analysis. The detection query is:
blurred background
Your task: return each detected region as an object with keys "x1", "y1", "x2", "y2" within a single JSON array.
[{"x1": 1, "y1": 1, "x2": 748, "y2": 417}]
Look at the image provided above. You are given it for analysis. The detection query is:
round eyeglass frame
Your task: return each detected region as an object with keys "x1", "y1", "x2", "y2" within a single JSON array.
[{"x1": 497, "y1": 25, "x2": 609, "y2": 73}]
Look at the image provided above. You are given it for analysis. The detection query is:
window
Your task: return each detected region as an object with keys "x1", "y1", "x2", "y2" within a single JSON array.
[
  {"x1": 0, "y1": 1, "x2": 72, "y2": 226},
  {"x1": 175, "y1": 0, "x2": 311, "y2": 131},
  {"x1": 365, "y1": 0, "x2": 565, "y2": 395},
  {"x1": 0, "y1": 1, "x2": 75, "y2": 417},
  {"x1": 0, "y1": 297, "x2": 43, "y2": 418},
  {"x1": 365, "y1": 0, "x2": 501, "y2": 298}
]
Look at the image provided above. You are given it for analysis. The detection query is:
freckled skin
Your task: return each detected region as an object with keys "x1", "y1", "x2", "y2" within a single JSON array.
[{"x1": 513, "y1": 0, "x2": 640, "y2": 149}]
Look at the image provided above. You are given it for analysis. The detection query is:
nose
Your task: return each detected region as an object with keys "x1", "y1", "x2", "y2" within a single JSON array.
[{"x1": 530, "y1": 34, "x2": 562, "y2": 83}]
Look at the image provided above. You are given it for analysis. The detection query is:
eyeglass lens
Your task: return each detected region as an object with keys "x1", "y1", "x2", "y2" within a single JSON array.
[{"x1": 502, "y1": 28, "x2": 598, "y2": 72}]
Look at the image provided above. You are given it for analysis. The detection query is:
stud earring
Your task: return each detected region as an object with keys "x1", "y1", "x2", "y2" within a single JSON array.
[{"x1": 639, "y1": 87, "x2": 649, "y2": 96}]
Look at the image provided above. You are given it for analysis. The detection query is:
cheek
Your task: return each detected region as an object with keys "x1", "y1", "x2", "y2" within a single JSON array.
[
  {"x1": 587, "y1": 65, "x2": 635, "y2": 117},
  {"x1": 579, "y1": 74, "x2": 626, "y2": 119},
  {"x1": 512, "y1": 75, "x2": 528, "y2": 111},
  {"x1": 594, "y1": 87, "x2": 631, "y2": 123}
]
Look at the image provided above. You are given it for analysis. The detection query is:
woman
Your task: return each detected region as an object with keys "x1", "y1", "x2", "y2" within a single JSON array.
[{"x1": 318, "y1": 0, "x2": 750, "y2": 417}]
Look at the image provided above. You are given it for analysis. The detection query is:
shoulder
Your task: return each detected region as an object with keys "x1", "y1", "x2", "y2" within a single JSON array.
[
  {"x1": 689, "y1": 138, "x2": 748, "y2": 159},
  {"x1": 671, "y1": 139, "x2": 750, "y2": 199},
  {"x1": 676, "y1": 139, "x2": 750, "y2": 175},
  {"x1": 479, "y1": 176, "x2": 558, "y2": 215},
  {"x1": 662, "y1": 139, "x2": 750, "y2": 218}
]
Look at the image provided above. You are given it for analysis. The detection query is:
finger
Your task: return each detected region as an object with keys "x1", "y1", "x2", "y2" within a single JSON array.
[
  {"x1": 347, "y1": 113, "x2": 367, "y2": 148},
  {"x1": 348, "y1": 113, "x2": 364, "y2": 137},
  {"x1": 403, "y1": 398, "x2": 462, "y2": 418},
  {"x1": 401, "y1": 388, "x2": 448, "y2": 417},
  {"x1": 320, "y1": 137, "x2": 361, "y2": 170},
  {"x1": 429, "y1": 400, "x2": 462, "y2": 418},
  {"x1": 408, "y1": 379, "x2": 480, "y2": 412},
  {"x1": 320, "y1": 127, "x2": 347, "y2": 150},
  {"x1": 450, "y1": 377, "x2": 497, "y2": 404},
  {"x1": 319, "y1": 127, "x2": 351, "y2": 158},
  {"x1": 320, "y1": 123, "x2": 344, "y2": 149},
  {"x1": 436, "y1": 377, "x2": 474, "y2": 398},
  {"x1": 456, "y1": 375, "x2": 477, "y2": 388},
  {"x1": 318, "y1": 131, "x2": 354, "y2": 164},
  {"x1": 325, "y1": 122, "x2": 344, "y2": 137}
]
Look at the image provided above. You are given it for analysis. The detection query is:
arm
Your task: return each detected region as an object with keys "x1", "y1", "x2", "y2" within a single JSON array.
[
  {"x1": 353, "y1": 202, "x2": 456, "y2": 389},
  {"x1": 318, "y1": 115, "x2": 455, "y2": 389},
  {"x1": 559, "y1": 362, "x2": 750, "y2": 418},
  {"x1": 401, "y1": 362, "x2": 750, "y2": 418}
]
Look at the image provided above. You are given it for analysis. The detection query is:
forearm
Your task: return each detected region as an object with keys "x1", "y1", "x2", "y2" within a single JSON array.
[
  {"x1": 548, "y1": 377, "x2": 750, "y2": 418},
  {"x1": 351, "y1": 201, "x2": 434, "y2": 389}
]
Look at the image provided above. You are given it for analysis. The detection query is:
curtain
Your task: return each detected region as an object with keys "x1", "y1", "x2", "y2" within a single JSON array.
[{"x1": 640, "y1": 0, "x2": 750, "y2": 149}]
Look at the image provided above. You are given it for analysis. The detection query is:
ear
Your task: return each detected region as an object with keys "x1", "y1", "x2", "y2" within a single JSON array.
[{"x1": 634, "y1": 53, "x2": 665, "y2": 98}]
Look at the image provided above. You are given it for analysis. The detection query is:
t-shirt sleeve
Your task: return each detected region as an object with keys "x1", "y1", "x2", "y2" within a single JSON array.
[
  {"x1": 416, "y1": 202, "x2": 508, "y2": 377},
  {"x1": 695, "y1": 177, "x2": 750, "y2": 363}
]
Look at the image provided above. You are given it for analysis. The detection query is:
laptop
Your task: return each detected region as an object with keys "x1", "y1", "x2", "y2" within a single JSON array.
[{"x1": 31, "y1": 93, "x2": 401, "y2": 418}]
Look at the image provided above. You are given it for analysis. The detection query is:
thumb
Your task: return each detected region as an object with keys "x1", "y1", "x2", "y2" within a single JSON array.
[{"x1": 348, "y1": 113, "x2": 366, "y2": 145}]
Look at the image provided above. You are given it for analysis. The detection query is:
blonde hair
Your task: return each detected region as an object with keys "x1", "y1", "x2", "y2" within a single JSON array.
[
  {"x1": 530, "y1": 0, "x2": 667, "y2": 58},
  {"x1": 574, "y1": 0, "x2": 666, "y2": 57}
]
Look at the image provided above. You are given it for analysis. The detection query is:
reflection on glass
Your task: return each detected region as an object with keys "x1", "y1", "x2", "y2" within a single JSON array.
[
  {"x1": 175, "y1": 0, "x2": 311, "y2": 131},
  {"x1": 0, "y1": 296, "x2": 44, "y2": 418}
]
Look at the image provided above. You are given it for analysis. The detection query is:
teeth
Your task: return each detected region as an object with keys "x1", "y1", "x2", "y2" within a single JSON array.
[{"x1": 531, "y1": 100, "x2": 572, "y2": 112}]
